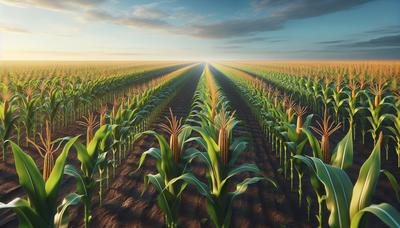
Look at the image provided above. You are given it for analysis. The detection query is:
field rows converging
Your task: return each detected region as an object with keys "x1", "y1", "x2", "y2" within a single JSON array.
[{"x1": 1, "y1": 62, "x2": 400, "y2": 228}]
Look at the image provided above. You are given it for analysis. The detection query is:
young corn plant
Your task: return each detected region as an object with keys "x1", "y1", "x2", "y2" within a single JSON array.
[
  {"x1": 0, "y1": 137, "x2": 80, "y2": 228},
  {"x1": 65, "y1": 125, "x2": 113, "y2": 228},
  {"x1": 305, "y1": 109, "x2": 342, "y2": 163},
  {"x1": 364, "y1": 78, "x2": 395, "y2": 145},
  {"x1": 17, "y1": 87, "x2": 39, "y2": 146},
  {"x1": 172, "y1": 108, "x2": 274, "y2": 228},
  {"x1": 137, "y1": 110, "x2": 194, "y2": 228},
  {"x1": 295, "y1": 133, "x2": 400, "y2": 228},
  {"x1": 298, "y1": 109, "x2": 353, "y2": 226},
  {"x1": 284, "y1": 105, "x2": 313, "y2": 194},
  {"x1": 388, "y1": 96, "x2": 400, "y2": 166},
  {"x1": 0, "y1": 83, "x2": 18, "y2": 161}
]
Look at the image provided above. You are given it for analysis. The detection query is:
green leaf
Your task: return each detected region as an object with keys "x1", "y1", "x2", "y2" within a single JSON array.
[
  {"x1": 381, "y1": 170, "x2": 400, "y2": 202},
  {"x1": 310, "y1": 157, "x2": 353, "y2": 228},
  {"x1": 64, "y1": 165, "x2": 88, "y2": 197},
  {"x1": 228, "y1": 140, "x2": 247, "y2": 166},
  {"x1": 183, "y1": 148, "x2": 211, "y2": 169},
  {"x1": 349, "y1": 135, "x2": 381, "y2": 219},
  {"x1": 331, "y1": 128, "x2": 353, "y2": 170},
  {"x1": 54, "y1": 193, "x2": 82, "y2": 228},
  {"x1": 220, "y1": 164, "x2": 264, "y2": 190},
  {"x1": 73, "y1": 142, "x2": 92, "y2": 176},
  {"x1": 0, "y1": 198, "x2": 46, "y2": 228},
  {"x1": 46, "y1": 136, "x2": 79, "y2": 209},
  {"x1": 167, "y1": 173, "x2": 212, "y2": 202},
  {"x1": 9, "y1": 141, "x2": 48, "y2": 219},
  {"x1": 143, "y1": 130, "x2": 173, "y2": 178},
  {"x1": 232, "y1": 176, "x2": 265, "y2": 197},
  {"x1": 302, "y1": 128, "x2": 323, "y2": 159},
  {"x1": 136, "y1": 148, "x2": 161, "y2": 171},
  {"x1": 351, "y1": 203, "x2": 400, "y2": 228},
  {"x1": 144, "y1": 173, "x2": 174, "y2": 220}
]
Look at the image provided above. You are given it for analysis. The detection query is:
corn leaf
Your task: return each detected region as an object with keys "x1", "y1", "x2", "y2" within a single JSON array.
[
  {"x1": 302, "y1": 128, "x2": 323, "y2": 159},
  {"x1": 381, "y1": 170, "x2": 400, "y2": 202},
  {"x1": 331, "y1": 128, "x2": 353, "y2": 170},
  {"x1": 0, "y1": 198, "x2": 46, "y2": 228},
  {"x1": 46, "y1": 136, "x2": 79, "y2": 208},
  {"x1": 54, "y1": 193, "x2": 82, "y2": 228},
  {"x1": 349, "y1": 136, "x2": 381, "y2": 219},
  {"x1": 310, "y1": 157, "x2": 353, "y2": 228},
  {"x1": 167, "y1": 173, "x2": 212, "y2": 202},
  {"x1": 136, "y1": 148, "x2": 161, "y2": 171},
  {"x1": 9, "y1": 141, "x2": 48, "y2": 219},
  {"x1": 350, "y1": 203, "x2": 400, "y2": 228}
]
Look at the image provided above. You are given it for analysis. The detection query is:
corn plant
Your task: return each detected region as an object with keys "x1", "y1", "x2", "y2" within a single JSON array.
[
  {"x1": 17, "y1": 87, "x2": 39, "y2": 146},
  {"x1": 0, "y1": 137, "x2": 80, "y2": 228},
  {"x1": 0, "y1": 83, "x2": 18, "y2": 161},
  {"x1": 284, "y1": 105, "x2": 313, "y2": 199},
  {"x1": 295, "y1": 133, "x2": 400, "y2": 228},
  {"x1": 160, "y1": 66, "x2": 271, "y2": 227},
  {"x1": 137, "y1": 110, "x2": 194, "y2": 228},
  {"x1": 176, "y1": 108, "x2": 273, "y2": 228},
  {"x1": 65, "y1": 125, "x2": 113, "y2": 228},
  {"x1": 364, "y1": 81, "x2": 395, "y2": 145},
  {"x1": 387, "y1": 108, "x2": 400, "y2": 167},
  {"x1": 28, "y1": 121, "x2": 63, "y2": 181}
]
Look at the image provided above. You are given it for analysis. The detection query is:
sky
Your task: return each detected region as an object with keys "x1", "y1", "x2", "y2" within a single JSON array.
[{"x1": 0, "y1": 0, "x2": 399, "y2": 60}]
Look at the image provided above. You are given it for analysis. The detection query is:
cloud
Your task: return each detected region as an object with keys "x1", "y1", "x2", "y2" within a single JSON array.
[
  {"x1": 347, "y1": 34, "x2": 400, "y2": 48},
  {"x1": 0, "y1": 24, "x2": 30, "y2": 33},
  {"x1": 363, "y1": 25, "x2": 400, "y2": 35},
  {"x1": 0, "y1": 0, "x2": 106, "y2": 11},
  {"x1": 131, "y1": 2, "x2": 169, "y2": 19},
  {"x1": 187, "y1": 17, "x2": 283, "y2": 38},
  {"x1": 227, "y1": 36, "x2": 284, "y2": 44},
  {"x1": 320, "y1": 34, "x2": 400, "y2": 49},
  {"x1": 85, "y1": 9, "x2": 172, "y2": 29},
  {"x1": 0, "y1": 0, "x2": 376, "y2": 40},
  {"x1": 187, "y1": 0, "x2": 374, "y2": 39},
  {"x1": 317, "y1": 40, "x2": 348, "y2": 45},
  {"x1": 251, "y1": 0, "x2": 293, "y2": 11}
]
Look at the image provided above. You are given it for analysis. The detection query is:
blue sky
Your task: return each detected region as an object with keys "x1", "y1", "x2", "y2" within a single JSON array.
[{"x1": 0, "y1": 0, "x2": 399, "y2": 60}]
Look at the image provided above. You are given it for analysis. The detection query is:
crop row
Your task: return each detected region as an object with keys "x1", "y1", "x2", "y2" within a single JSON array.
[
  {"x1": 0, "y1": 63, "x2": 199, "y2": 227},
  {"x1": 0, "y1": 63, "x2": 189, "y2": 161},
  {"x1": 214, "y1": 63, "x2": 400, "y2": 228}
]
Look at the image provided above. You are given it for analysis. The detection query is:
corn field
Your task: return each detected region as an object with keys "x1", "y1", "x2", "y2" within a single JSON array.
[{"x1": 0, "y1": 61, "x2": 400, "y2": 228}]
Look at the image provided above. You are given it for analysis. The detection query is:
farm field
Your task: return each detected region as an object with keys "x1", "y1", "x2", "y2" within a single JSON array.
[
  {"x1": 1, "y1": 0, "x2": 400, "y2": 227},
  {"x1": 1, "y1": 61, "x2": 400, "y2": 228}
]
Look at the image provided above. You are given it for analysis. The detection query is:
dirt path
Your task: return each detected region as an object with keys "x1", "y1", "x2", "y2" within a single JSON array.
[{"x1": 211, "y1": 66, "x2": 312, "y2": 228}]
